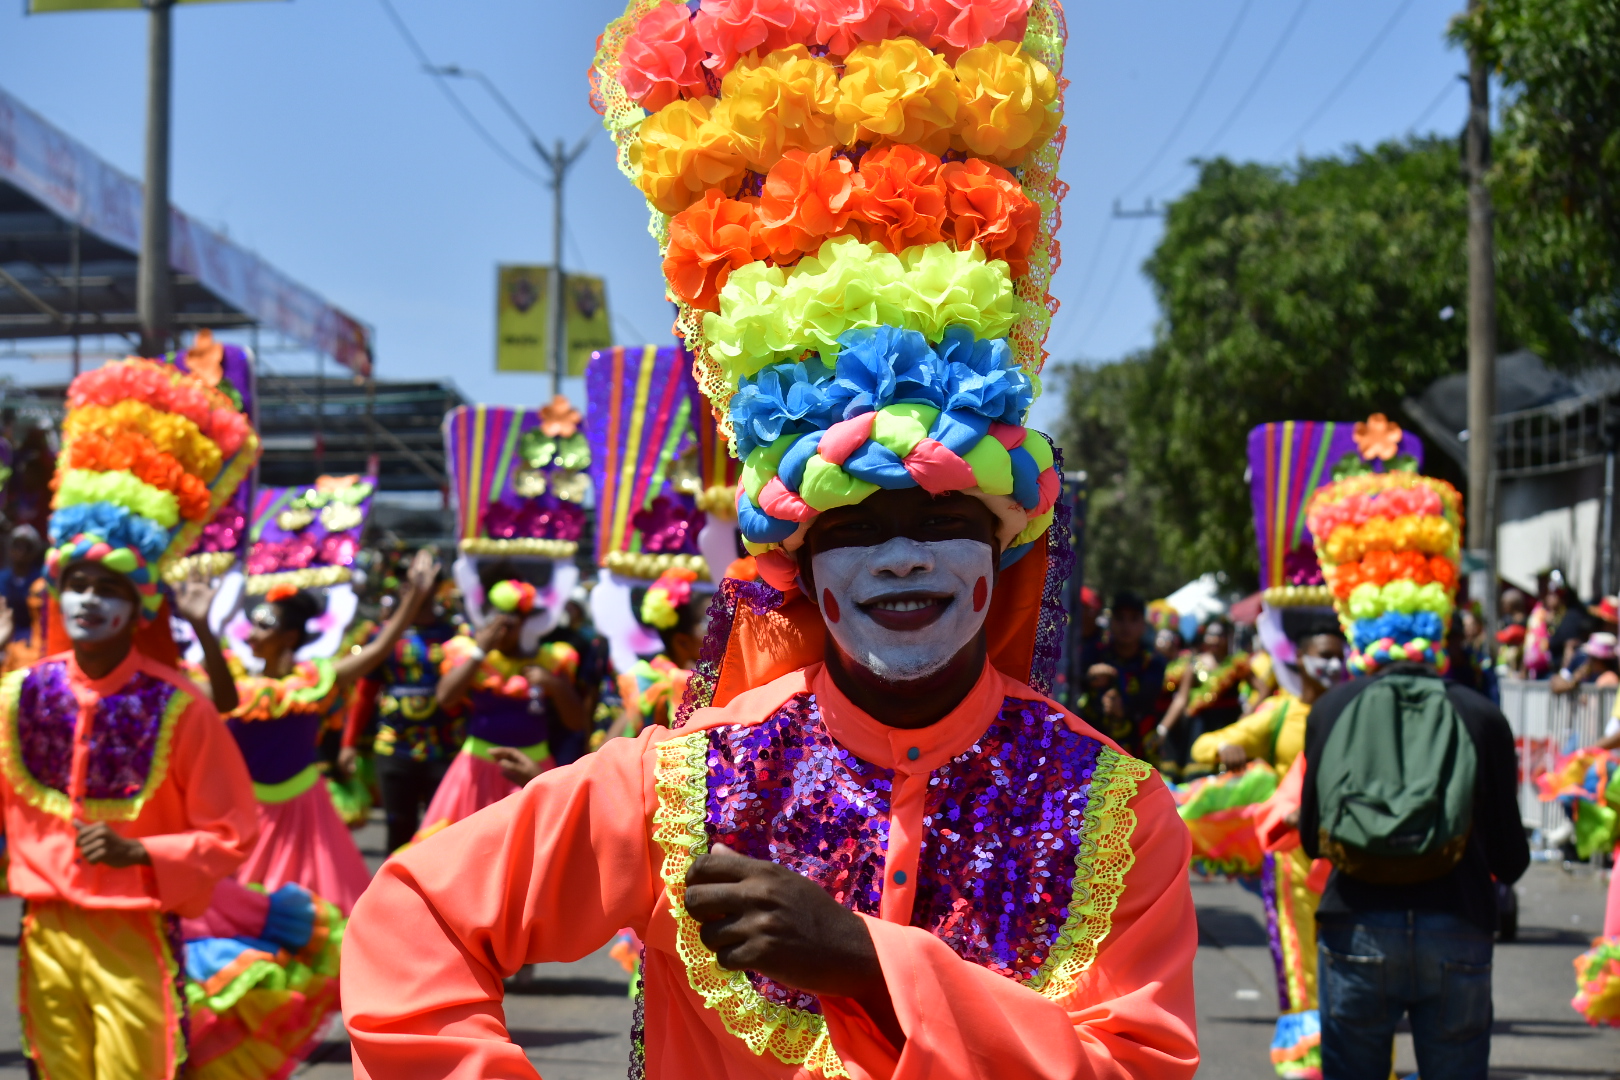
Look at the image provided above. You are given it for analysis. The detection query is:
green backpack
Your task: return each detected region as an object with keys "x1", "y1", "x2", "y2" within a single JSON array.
[{"x1": 1315, "y1": 672, "x2": 1478, "y2": 884}]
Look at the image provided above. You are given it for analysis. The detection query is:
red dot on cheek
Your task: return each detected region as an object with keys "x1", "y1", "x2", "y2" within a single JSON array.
[
  {"x1": 973, "y1": 576, "x2": 988, "y2": 612},
  {"x1": 822, "y1": 588, "x2": 841, "y2": 624}
]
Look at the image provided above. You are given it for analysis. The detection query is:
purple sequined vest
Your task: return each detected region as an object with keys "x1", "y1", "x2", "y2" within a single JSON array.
[
  {"x1": 701, "y1": 691, "x2": 1110, "y2": 1010},
  {"x1": 3, "y1": 661, "x2": 183, "y2": 816}
]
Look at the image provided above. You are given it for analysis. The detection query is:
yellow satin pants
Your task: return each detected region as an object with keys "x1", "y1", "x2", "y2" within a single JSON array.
[{"x1": 19, "y1": 901, "x2": 185, "y2": 1080}]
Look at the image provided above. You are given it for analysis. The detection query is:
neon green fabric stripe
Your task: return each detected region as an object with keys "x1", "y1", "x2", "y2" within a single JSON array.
[
  {"x1": 253, "y1": 763, "x2": 323, "y2": 804},
  {"x1": 462, "y1": 736, "x2": 549, "y2": 763}
]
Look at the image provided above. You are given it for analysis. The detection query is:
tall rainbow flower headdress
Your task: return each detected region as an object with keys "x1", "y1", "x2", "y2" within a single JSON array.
[
  {"x1": 1302, "y1": 416, "x2": 1462, "y2": 674},
  {"x1": 46, "y1": 354, "x2": 261, "y2": 618},
  {"x1": 591, "y1": 0, "x2": 1068, "y2": 587}
]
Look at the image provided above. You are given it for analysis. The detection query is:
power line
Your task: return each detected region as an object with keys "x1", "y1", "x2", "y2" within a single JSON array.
[
  {"x1": 1047, "y1": 216, "x2": 1117, "y2": 353},
  {"x1": 1074, "y1": 217, "x2": 1148, "y2": 355},
  {"x1": 1117, "y1": 0, "x2": 1257, "y2": 199},
  {"x1": 372, "y1": 0, "x2": 548, "y2": 187},
  {"x1": 1273, "y1": 0, "x2": 1420, "y2": 158},
  {"x1": 1407, "y1": 74, "x2": 1464, "y2": 135},
  {"x1": 1176, "y1": 0, "x2": 1314, "y2": 176}
]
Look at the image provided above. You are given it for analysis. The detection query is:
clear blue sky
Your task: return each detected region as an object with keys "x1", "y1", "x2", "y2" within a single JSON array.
[{"x1": 0, "y1": 0, "x2": 1475, "y2": 431}]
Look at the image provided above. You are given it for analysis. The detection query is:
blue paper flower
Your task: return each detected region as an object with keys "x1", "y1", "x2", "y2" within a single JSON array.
[
  {"x1": 934, "y1": 326, "x2": 1032, "y2": 425},
  {"x1": 48, "y1": 502, "x2": 170, "y2": 563},
  {"x1": 729, "y1": 359, "x2": 838, "y2": 460},
  {"x1": 827, "y1": 326, "x2": 945, "y2": 419}
]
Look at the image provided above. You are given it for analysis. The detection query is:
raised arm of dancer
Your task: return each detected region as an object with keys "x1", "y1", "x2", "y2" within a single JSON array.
[
  {"x1": 173, "y1": 573, "x2": 239, "y2": 713},
  {"x1": 435, "y1": 614, "x2": 515, "y2": 710},
  {"x1": 530, "y1": 664, "x2": 587, "y2": 732},
  {"x1": 333, "y1": 549, "x2": 439, "y2": 685}
]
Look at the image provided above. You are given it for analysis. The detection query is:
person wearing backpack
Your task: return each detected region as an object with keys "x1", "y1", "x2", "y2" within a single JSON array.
[{"x1": 1300, "y1": 469, "x2": 1529, "y2": 1080}]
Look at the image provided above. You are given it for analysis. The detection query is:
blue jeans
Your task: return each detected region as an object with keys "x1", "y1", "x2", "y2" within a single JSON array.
[{"x1": 1317, "y1": 910, "x2": 1493, "y2": 1080}]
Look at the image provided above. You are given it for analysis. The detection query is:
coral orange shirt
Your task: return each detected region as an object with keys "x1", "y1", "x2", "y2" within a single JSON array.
[
  {"x1": 0, "y1": 649, "x2": 259, "y2": 917},
  {"x1": 343, "y1": 661, "x2": 1199, "y2": 1080}
]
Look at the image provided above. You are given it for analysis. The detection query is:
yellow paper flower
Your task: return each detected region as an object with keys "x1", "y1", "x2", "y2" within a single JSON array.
[
  {"x1": 720, "y1": 46, "x2": 840, "y2": 172},
  {"x1": 952, "y1": 41, "x2": 1061, "y2": 165},
  {"x1": 632, "y1": 96, "x2": 748, "y2": 215},
  {"x1": 834, "y1": 37, "x2": 958, "y2": 154}
]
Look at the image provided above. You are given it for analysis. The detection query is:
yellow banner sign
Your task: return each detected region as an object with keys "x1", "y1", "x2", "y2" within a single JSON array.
[
  {"x1": 495, "y1": 266, "x2": 551, "y2": 374},
  {"x1": 564, "y1": 274, "x2": 612, "y2": 377}
]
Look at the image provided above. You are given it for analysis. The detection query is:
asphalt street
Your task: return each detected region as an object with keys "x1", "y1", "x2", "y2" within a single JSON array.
[{"x1": 0, "y1": 814, "x2": 1611, "y2": 1079}]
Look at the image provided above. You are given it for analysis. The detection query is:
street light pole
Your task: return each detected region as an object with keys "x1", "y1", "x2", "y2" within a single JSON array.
[
  {"x1": 138, "y1": 0, "x2": 175, "y2": 358},
  {"x1": 427, "y1": 67, "x2": 589, "y2": 399},
  {"x1": 1465, "y1": 0, "x2": 1498, "y2": 634},
  {"x1": 535, "y1": 137, "x2": 590, "y2": 399}
]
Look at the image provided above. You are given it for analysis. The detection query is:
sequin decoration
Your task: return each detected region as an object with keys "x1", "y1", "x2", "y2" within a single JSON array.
[
  {"x1": 705, "y1": 692, "x2": 893, "y2": 1011},
  {"x1": 702, "y1": 692, "x2": 1111, "y2": 996},
  {"x1": 2, "y1": 663, "x2": 184, "y2": 819},
  {"x1": 909, "y1": 697, "x2": 1101, "y2": 984}
]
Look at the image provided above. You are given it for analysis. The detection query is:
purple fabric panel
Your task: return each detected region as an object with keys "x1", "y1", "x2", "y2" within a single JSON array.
[
  {"x1": 227, "y1": 710, "x2": 324, "y2": 786},
  {"x1": 464, "y1": 691, "x2": 551, "y2": 749},
  {"x1": 15, "y1": 664, "x2": 175, "y2": 800}
]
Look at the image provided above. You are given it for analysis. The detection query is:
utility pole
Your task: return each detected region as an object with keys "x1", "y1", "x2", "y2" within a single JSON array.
[
  {"x1": 536, "y1": 137, "x2": 590, "y2": 399},
  {"x1": 1465, "y1": 0, "x2": 1498, "y2": 635},
  {"x1": 428, "y1": 67, "x2": 589, "y2": 399},
  {"x1": 138, "y1": 0, "x2": 175, "y2": 357}
]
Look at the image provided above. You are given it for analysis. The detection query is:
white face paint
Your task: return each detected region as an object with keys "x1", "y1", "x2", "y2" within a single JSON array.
[
  {"x1": 810, "y1": 537, "x2": 995, "y2": 683},
  {"x1": 59, "y1": 590, "x2": 135, "y2": 644}
]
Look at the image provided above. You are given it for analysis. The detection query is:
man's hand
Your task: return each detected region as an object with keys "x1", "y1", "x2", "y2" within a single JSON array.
[
  {"x1": 74, "y1": 821, "x2": 150, "y2": 868},
  {"x1": 489, "y1": 746, "x2": 543, "y2": 787},
  {"x1": 684, "y1": 844, "x2": 884, "y2": 998},
  {"x1": 1217, "y1": 743, "x2": 1248, "y2": 771},
  {"x1": 337, "y1": 746, "x2": 359, "y2": 779}
]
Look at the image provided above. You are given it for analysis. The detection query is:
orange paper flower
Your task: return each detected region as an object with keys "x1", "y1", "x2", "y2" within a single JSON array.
[
  {"x1": 65, "y1": 430, "x2": 213, "y2": 521},
  {"x1": 665, "y1": 190, "x2": 773, "y2": 311},
  {"x1": 1353, "y1": 413, "x2": 1404, "y2": 461},
  {"x1": 939, "y1": 157, "x2": 1038, "y2": 276},
  {"x1": 756, "y1": 148, "x2": 861, "y2": 260},
  {"x1": 851, "y1": 143, "x2": 948, "y2": 251},
  {"x1": 540, "y1": 395, "x2": 583, "y2": 438}
]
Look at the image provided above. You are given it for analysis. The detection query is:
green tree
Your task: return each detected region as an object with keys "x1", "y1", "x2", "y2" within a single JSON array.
[
  {"x1": 1054, "y1": 359, "x2": 1183, "y2": 601},
  {"x1": 1454, "y1": 0, "x2": 1620, "y2": 351},
  {"x1": 1061, "y1": 136, "x2": 1608, "y2": 593}
]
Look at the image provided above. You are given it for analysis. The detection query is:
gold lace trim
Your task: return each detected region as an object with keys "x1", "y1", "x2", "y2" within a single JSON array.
[
  {"x1": 653, "y1": 731, "x2": 850, "y2": 1078},
  {"x1": 1026, "y1": 745, "x2": 1149, "y2": 1000}
]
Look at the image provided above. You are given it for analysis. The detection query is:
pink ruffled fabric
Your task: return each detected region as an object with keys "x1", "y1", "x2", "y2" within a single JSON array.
[
  {"x1": 617, "y1": 3, "x2": 710, "y2": 111},
  {"x1": 415, "y1": 751, "x2": 553, "y2": 842},
  {"x1": 237, "y1": 783, "x2": 372, "y2": 916},
  {"x1": 693, "y1": 0, "x2": 817, "y2": 75}
]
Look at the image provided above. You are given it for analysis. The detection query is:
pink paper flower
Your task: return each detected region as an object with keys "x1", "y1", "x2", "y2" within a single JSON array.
[{"x1": 617, "y1": 3, "x2": 710, "y2": 111}]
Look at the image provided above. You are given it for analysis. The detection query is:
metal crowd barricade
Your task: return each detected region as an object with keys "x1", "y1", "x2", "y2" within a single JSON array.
[{"x1": 1499, "y1": 678, "x2": 1615, "y2": 843}]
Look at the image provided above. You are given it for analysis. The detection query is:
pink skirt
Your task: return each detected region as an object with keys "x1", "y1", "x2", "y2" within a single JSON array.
[
  {"x1": 237, "y1": 780, "x2": 372, "y2": 916},
  {"x1": 412, "y1": 749, "x2": 552, "y2": 845}
]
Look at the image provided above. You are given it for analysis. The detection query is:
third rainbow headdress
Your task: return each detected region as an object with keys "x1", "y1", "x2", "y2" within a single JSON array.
[
  {"x1": 1302, "y1": 416, "x2": 1462, "y2": 673},
  {"x1": 591, "y1": 0, "x2": 1069, "y2": 588}
]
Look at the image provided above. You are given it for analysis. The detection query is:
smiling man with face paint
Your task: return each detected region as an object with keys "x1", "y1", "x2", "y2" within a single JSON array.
[{"x1": 342, "y1": 2, "x2": 1198, "y2": 1075}]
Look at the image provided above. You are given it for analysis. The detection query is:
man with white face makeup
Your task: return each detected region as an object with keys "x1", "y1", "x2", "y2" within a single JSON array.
[{"x1": 344, "y1": 0, "x2": 1196, "y2": 1071}]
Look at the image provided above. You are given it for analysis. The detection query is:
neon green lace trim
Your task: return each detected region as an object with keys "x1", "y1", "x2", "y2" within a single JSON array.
[
  {"x1": 1026, "y1": 745, "x2": 1150, "y2": 1000},
  {"x1": 653, "y1": 731, "x2": 850, "y2": 1079},
  {"x1": 0, "y1": 668, "x2": 189, "y2": 822}
]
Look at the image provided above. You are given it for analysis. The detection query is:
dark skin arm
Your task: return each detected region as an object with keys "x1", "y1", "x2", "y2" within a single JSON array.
[
  {"x1": 686, "y1": 844, "x2": 905, "y2": 1049},
  {"x1": 333, "y1": 549, "x2": 440, "y2": 684},
  {"x1": 436, "y1": 615, "x2": 517, "y2": 710},
  {"x1": 173, "y1": 573, "x2": 239, "y2": 712}
]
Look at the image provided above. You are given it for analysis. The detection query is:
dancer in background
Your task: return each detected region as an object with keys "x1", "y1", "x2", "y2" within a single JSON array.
[
  {"x1": 339, "y1": 570, "x2": 465, "y2": 853},
  {"x1": 198, "y1": 547, "x2": 440, "y2": 913},
  {"x1": 413, "y1": 561, "x2": 585, "y2": 841}
]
